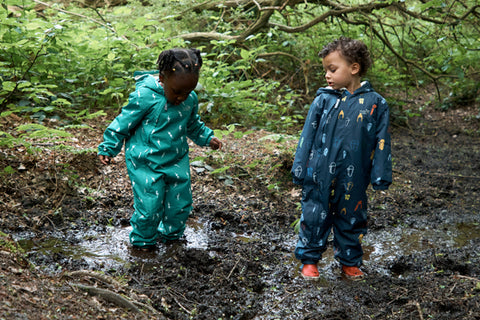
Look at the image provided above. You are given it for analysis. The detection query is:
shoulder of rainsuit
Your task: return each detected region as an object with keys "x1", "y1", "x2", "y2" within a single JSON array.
[
  {"x1": 311, "y1": 86, "x2": 343, "y2": 111},
  {"x1": 315, "y1": 86, "x2": 341, "y2": 101},
  {"x1": 133, "y1": 70, "x2": 159, "y2": 81},
  {"x1": 97, "y1": 71, "x2": 165, "y2": 158},
  {"x1": 316, "y1": 86, "x2": 339, "y2": 96},
  {"x1": 301, "y1": 86, "x2": 342, "y2": 119},
  {"x1": 133, "y1": 70, "x2": 163, "y2": 94}
]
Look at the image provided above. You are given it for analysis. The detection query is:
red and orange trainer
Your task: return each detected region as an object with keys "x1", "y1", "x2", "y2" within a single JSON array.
[
  {"x1": 301, "y1": 264, "x2": 320, "y2": 280},
  {"x1": 341, "y1": 265, "x2": 365, "y2": 280}
]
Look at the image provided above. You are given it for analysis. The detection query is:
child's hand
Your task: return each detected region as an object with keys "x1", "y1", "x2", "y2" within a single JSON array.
[
  {"x1": 99, "y1": 155, "x2": 112, "y2": 165},
  {"x1": 209, "y1": 137, "x2": 223, "y2": 150}
]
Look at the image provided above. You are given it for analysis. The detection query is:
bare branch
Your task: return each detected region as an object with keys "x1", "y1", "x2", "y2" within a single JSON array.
[
  {"x1": 255, "y1": 0, "x2": 294, "y2": 11},
  {"x1": 340, "y1": 15, "x2": 446, "y2": 99},
  {"x1": 237, "y1": 0, "x2": 283, "y2": 40},
  {"x1": 459, "y1": 4, "x2": 480, "y2": 20},
  {"x1": 181, "y1": 0, "x2": 284, "y2": 42},
  {"x1": 392, "y1": 2, "x2": 480, "y2": 25},
  {"x1": 32, "y1": 0, "x2": 116, "y2": 33},
  {"x1": 258, "y1": 51, "x2": 311, "y2": 94},
  {"x1": 180, "y1": 1, "x2": 478, "y2": 45},
  {"x1": 192, "y1": 0, "x2": 304, "y2": 12},
  {"x1": 177, "y1": 31, "x2": 238, "y2": 42},
  {"x1": 175, "y1": 0, "x2": 478, "y2": 100},
  {"x1": 192, "y1": 0, "x2": 268, "y2": 12},
  {"x1": 268, "y1": 1, "x2": 392, "y2": 33}
]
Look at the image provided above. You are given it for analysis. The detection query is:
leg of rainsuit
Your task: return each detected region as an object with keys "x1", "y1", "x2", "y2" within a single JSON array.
[
  {"x1": 157, "y1": 156, "x2": 192, "y2": 241},
  {"x1": 332, "y1": 191, "x2": 368, "y2": 267},
  {"x1": 295, "y1": 185, "x2": 333, "y2": 265},
  {"x1": 128, "y1": 169, "x2": 166, "y2": 247}
]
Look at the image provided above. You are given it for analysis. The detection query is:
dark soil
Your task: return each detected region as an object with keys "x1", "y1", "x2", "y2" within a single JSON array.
[{"x1": 1, "y1": 102, "x2": 480, "y2": 320}]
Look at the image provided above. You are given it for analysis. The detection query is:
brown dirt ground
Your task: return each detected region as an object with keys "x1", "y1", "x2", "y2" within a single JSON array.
[{"x1": 0, "y1": 100, "x2": 479, "y2": 319}]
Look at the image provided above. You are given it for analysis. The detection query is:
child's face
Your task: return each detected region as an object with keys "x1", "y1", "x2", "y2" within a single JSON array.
[
  {"x1": 322, "y1": 50, "x2": 360, "y2": 92},
  {"x1": 160, "y1": 72, "x2": 199, "y2": 105}
]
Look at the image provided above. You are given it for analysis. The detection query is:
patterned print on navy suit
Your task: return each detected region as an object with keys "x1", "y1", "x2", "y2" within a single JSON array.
[{"x1": 291, "y1": 81, "x2": 392, "y2": 266}]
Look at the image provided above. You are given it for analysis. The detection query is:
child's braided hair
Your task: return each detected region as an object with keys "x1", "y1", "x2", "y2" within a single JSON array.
[
  {"x1": 156, "y1": 48, "x2": 203, "y2": 77},
  {"x1": 319, "y1": 37, "x2": 372, "y2": 77}
]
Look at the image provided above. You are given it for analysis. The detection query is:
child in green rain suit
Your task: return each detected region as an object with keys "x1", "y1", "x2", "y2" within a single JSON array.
[{"x1": 98, "y1": 48, "x2": 222, "y2": 250}]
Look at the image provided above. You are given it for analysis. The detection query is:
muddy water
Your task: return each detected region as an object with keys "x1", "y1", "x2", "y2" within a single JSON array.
[
  {"x1": 15, "y1": 214, "x2": 480, "y2": 276},
  {"x1": 15, "y1": 218, "x2": 211, "y2": 273}
]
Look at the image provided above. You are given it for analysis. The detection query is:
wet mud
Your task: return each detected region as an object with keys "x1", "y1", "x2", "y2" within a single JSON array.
[{"x1": 1, "y1": 105, "x2": 480, "y2": 319}]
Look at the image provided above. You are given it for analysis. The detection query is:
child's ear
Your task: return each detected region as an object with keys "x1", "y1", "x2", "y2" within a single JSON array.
[{"x1": 351, "y1": 62, "x2": 361, "y2": 76}]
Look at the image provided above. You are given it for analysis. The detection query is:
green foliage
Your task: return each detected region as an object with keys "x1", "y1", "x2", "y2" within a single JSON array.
[
  {"x1": 0, "y1": 0, "x2": 299, "y2": 137},
  {"x1": 440, "y1": 78, "x2": 480, "y2": 110},
  {"x1": 290, "y1": 218, "x2": 300, "y2": 234},
  {"x1": 210, "y1": 165, "x2": 231, "y2": 175},
  {"x1": 1, "y1": 0, "x2": 479, "y2": 146},
  {"x1": 0, "y1": 122, "x2": 72, "y2": 154},
  {"x1": 197, "y1": 39, "x2": 303, "y2": 132},
  {"x1": 0, "y1": 231, "x2": 19, "y2": 252},
  {"x1": 2, "y1": 165, "x2": 15, "y2": 175},
  {"x1": 365, "y1": 1, "x2": 480, "y2": 110},
  {"x1": 214, "y1": 124, "x2": 254, "y2": 140},
  {"x1": 0, "y1": 1, "x2": 152, "y2": 119}
]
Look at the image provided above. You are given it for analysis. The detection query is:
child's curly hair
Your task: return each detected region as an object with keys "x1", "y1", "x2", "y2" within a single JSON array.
[
  {"x1": 156, "y1": 48, "x2": 203, "y2": 76},
  {"x1": 319, "y1": 37, "x2": 372, "y2": 77}
]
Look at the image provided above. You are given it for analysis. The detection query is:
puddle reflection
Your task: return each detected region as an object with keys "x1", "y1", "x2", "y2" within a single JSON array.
[{"x1": 15, "y1": 216, "x2": 480, "y2": 275}]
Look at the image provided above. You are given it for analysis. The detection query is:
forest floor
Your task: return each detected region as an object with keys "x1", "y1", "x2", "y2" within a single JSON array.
[{"x1": 1, "y1": 99, "x2": 480, "y2": 320}]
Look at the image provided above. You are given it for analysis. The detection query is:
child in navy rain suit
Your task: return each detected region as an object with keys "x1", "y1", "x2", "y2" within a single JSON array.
[
  {"x1": 98, "y1": 48, "x2": 222, "y2": 250},
  {"x1": 291, "y1": 37, "x2": 392, "y2": 280}
]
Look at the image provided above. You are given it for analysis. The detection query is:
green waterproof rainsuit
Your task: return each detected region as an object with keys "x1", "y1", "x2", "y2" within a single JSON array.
[{"x1": 98, "y1": 71, "x2": 214, "y2": 246}]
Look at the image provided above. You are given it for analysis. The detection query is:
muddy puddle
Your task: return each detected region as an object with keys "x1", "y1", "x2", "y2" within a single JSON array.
[
  {"x1": 14, "y1": 217, "x2": 212, "y2": 273},
  {"x1": 14, "y1": 211, "x2": 480, "y2": 278}
]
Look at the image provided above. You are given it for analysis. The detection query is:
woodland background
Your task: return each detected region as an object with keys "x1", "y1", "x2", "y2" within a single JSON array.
[
  {"x1": 1, "y1": 1, "x2": 480, "y2": 319},
  {"x1": 1, "y1": 0, "x2": 479, "y2": 142}
]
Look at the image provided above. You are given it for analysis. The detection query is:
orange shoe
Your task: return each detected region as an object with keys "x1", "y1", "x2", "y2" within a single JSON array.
[
  {"x1": 301, "y1": 264, "x2": 320, "y2": 280},
  {"x1": 341, "y1": 265, "x2": 365, "y2": 280}
]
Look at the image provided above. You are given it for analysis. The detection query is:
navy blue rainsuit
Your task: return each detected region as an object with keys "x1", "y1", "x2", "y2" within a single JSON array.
[
  {"x1": 291, "y1": 81, "x2": 392, "y2": 267},
  {"x1": 98, "y1": 71, "x2": 214, "y2": 247}
]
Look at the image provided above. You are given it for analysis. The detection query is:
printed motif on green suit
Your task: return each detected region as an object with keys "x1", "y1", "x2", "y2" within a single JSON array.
[{"x1": 98, "y1": 71, "x2": 214, "y2": 246}]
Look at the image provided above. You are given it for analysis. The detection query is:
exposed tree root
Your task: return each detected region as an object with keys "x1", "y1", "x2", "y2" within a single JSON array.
[
  {"x1": 63, "y1": 270, "x2": 127, "y2": 288},
  {"x1": 69, "y1": 277, "x2": 162, "y2": 318}
]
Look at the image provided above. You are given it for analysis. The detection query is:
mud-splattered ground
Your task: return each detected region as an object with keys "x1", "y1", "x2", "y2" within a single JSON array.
[{"x1": 1, "y1": 103, "x2": 479, "y2": 319}]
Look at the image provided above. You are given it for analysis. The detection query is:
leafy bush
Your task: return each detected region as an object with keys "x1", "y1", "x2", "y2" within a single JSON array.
[
  {"x1": 1, "y1": 0, "x2": 479, "y2": 140},
  {"x1": 198, "y1": 41, "x2": 303, "y2": 132}
]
